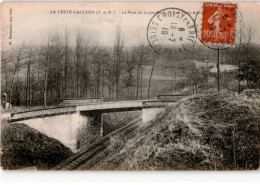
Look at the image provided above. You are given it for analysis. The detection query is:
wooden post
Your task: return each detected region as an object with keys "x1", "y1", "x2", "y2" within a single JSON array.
[
  {"x1": 206, "y1": 60, "x2": 209, "y2": 91},
  {"x1": 217, "y1": 48, "x2": 220, "y2": 92}
]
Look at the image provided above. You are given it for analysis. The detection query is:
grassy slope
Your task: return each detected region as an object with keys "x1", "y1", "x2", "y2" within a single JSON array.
[
  {"x1": 91, "y1": 90, "x2": 260, "y2": 170},
  {"x1": 1, "y1": 123, "x2": 73, "y2": 170}
]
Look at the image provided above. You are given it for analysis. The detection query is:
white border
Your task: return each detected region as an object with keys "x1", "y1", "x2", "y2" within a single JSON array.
[{"x1": 0, "y1": 0, "x2": 260, "y2": 184}]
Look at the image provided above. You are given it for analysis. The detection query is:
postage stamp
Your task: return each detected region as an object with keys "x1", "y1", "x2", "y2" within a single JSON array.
[
  {"x1": 200, "y1": 2, "x2": 237, "y2": 47},
  {"x1": 147, "y1": 8, "x2": 197, "y2": 54}
]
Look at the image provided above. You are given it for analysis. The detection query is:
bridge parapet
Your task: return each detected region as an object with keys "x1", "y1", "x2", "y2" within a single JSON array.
[
  {"x1": 60, "y1": 97, "x2": 103, "y2": 106},
  {"x1": 76, "y1": 100, "x2": 143, "y2": 112},
  {"x1": 10, "y1": 106, "x2": 77, "y2": 122}
]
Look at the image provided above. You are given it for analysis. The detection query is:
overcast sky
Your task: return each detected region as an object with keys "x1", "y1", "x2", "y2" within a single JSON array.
[{"x1": 1, "y1": 1, "x2": 260, "y2": 48}]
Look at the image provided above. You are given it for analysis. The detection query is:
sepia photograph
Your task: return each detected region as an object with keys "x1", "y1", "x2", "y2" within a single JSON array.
[{"x1": 0, "y1": 1, "x2": 259, "y2": 171}]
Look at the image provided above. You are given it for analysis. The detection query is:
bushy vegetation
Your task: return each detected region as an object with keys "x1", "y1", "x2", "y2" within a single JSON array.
[
  {"x1": 92, "y1": 90, "x2": 260, "y2": 170},
  {"x1": 1, "y1": 123, "x2": 73, "y2": 170},
  {"x1": 103, "y1": 111, "x2": 141, "y2": 136}
]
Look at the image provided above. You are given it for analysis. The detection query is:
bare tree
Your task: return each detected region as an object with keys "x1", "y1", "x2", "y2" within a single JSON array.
[
  {"x1": 135, "y1": 44, "x2": 147, "y2": 99},
  {"x1": 1, "y1": 51, "x2": 12, "y2": 93},
  {"x1": 1, "y1": 23, "x2": 10, "y2": 92},
  {"x1": 82, "y1": 40, "x2": 91, "y2": 98},
  {"x1": 114, "y1": 26, "x2": 124, "y2": 99},
  {"x1": 25, "y1": 46, "x2": 35, "y2": 108},
  {"x1": 235, "y1": 21, "x2": 257, "y2": 90},
  {"x1": 122, "y1": 51, "x2": 136, "y2": 99},
  {"x1": 104, "y1": 54, "x2": 116, "y2": 100},
  {"x1": 42, "y1": 37, "x2": 52, "y2": 108},
  {"x1": 9, "y1": 43, "x2": 28, "y2": 105},
  {"x1": 64, "y1": 28, "x2": 70, "y2": 98},
  {"x1": 52, "y1": 33, "x2": 64, "y2": 103},
  {"x1": 76, "y1": 30, "x2": 83, "y2": 98},
  {"x1": 148, "y1": 51, "x2": 157, "y2": 99}
]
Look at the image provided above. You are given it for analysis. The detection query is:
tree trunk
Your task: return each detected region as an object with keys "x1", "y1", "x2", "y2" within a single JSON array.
[
  {"x1": 76, "y1": 54, "x2": 79, "y2": 98},
  {"x1": 28, "y1": 60, "x2": 31, "y2": 108},
  {"x1": 136, "y1": 66, "x2": 139, "y2": 100},
  {"x1": 44, "y1": 69, "x2": 48, "y2": 108},
  {"x1": 26, "y1": 64, "x2": 29, "y2": 107},
  {"x1": 148, "y1": 55, "x2": 156, "y2": 99},
  {"x1": 116, "y1": 54, "x2": 120, "y2": 99}
]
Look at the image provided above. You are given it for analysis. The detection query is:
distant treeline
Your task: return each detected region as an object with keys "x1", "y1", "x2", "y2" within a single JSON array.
[{"x1": 1, "y1": 27, "x2": 260, "y2": 107}]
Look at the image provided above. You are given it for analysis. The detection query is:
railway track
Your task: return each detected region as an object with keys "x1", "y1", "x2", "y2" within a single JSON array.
[{"x1": 53, "y1": 118, "x2": 141, "y2": 170}]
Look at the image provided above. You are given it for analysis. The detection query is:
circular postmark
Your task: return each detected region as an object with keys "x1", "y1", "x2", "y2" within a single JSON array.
[
  {"x1": 147, "y1": 8, "x2": 197, "y2": 54},
  {"x1": 195, "y1": 2, "x2": 239, "y2": 50}
]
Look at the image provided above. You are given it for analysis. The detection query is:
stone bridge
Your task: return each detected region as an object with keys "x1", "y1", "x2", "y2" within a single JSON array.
[{"x1": 10, "y1": 99, "x2": 180, "y2": 152}]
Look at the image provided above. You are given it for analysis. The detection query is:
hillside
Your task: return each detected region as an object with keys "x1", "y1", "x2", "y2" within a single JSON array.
[
  {"x1": 90, "y1": 90, "x2": 260, "y2": 170},
  {"x1": 1, "y1": 122, "x2": 73, "y2": 170}
]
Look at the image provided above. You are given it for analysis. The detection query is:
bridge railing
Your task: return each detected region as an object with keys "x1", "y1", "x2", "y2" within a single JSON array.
[
  {"x1": 11, "y1": 106, "x2": 77, "y2": 120},
  {"x1": 76, "y1": 100, "x2": 144, "y2": 111},
  {"x1": 60, "y1": 97, "x2": 103, "y2": 105}
]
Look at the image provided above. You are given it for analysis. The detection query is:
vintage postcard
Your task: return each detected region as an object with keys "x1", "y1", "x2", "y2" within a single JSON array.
[{"x1": 0, "y1": 1, "x2": 259, "y2": 171}]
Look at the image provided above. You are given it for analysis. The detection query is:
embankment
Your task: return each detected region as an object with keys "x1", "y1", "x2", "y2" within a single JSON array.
[
  {"x1": 92, "y1": 90, "x2": 260, "y2": 170},
  {"x1": 1, "y1": 122, "x2": 73, "y2": 170}
]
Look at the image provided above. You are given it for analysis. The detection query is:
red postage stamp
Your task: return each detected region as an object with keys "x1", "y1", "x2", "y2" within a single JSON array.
[{"x1": 201, "y1": 2, "x2": 237, "y2": 45}]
